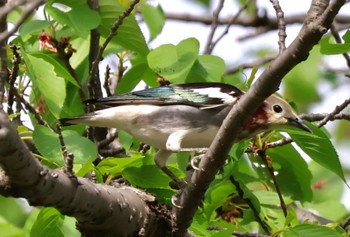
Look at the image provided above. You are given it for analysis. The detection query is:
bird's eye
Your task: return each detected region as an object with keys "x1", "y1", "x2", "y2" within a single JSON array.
[{"x1": 273, "y1": 104, "x2": 283, "y2": 113}]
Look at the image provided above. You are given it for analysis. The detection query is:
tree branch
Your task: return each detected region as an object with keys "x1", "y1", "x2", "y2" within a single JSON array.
[
  {"x1": 87, "y1": 0, "x2": 102, "y2": 100},
  {"x1": 0, "y1": 111, "x2": 174, "y2": 236},
  {"x1": 300, "y1": 112, "x2": 350, "y2": 122},
  {"x1": 172, "y1": 1, "x2": 346, "y2": 236},
  {"x1": 225, "y1": 56, "x2": 275, "y2": 75},
  {"x1": 258, "y1": 150, "x2": 287, "y2": 217},
  {"x1": 207, "y1": 0, "x2": 253, "y2": 54},
  {"x1": 0, "y1": 0, "x2": 8, "y2": 109},
  {"x1": 204, "y1": 0, "x2": 224, "y2": 54},
  {"x1": 88, "y1": 0, "x2": 140, "y2": 89},
  {"x1": 269, "y1": 0, "x2": 286, "y2": 53},
  {"x1": 165, "y1": 12, "x2": 350, "y2": 29},
  {"x1": 330, "y1": 24, "x2": 350, "y2": 68},
  {"x1": 7, "y1": 44, "x2": 21, "y2": 115},
  {"x1": 230, "y1": 175, "x2": 271, "y2": 234},
  {"x1": 0, "y1": 0, "x2": 45, "y2": 43},
  {"x1": 317, "y1": 98, "x2": 350, "y2": 127}
]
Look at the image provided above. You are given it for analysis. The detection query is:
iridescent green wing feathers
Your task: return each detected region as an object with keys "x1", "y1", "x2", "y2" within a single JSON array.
[{"x1": 85, "y1": 83, "x2": 243, "y2": 109}]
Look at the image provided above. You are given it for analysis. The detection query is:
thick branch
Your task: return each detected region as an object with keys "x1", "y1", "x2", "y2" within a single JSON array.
[
  {"x1": 172, "y1": 1, "x2": 346, "y2": 236},
  {"x1": 0, "y1": 111, "x2": 170, "y2": 237},
  {"x1": 87, "y1": 0, "x2": 102, "y2": 100},
  {"x1": 165, "y1": 12, "x2": 350, "y2": 28}
]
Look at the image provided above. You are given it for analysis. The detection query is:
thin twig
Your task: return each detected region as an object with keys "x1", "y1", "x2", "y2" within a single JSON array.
[
  {"x1": 0, "y1": 0, "x2": 8, "y2": 109},
  {"x1": 0, "y1": 0, "x2": 45, "y2": 42},
  {"x1": 225, "y1": 56, "x2": 275, "y2": 75},
  {"x1": 300, "y1": 112, "x2": 350, "y2": 122},
  {"x1": 269, "y1": 0, "x2": 286, "y2": 53},
  {"x1": 89, "y1": 0, "x2": 140, "y2": 88},
  {"x1": 237, "y1": 27, "x2": 272, "y2": 41},
  {"x1": 7, "y1": 44, "x2": 21, "y2": 115},
  {"x1": 317, "y1": 98, "x2": 350, "y2": 127},
  {"x1": 0, "y1": 0, "x2": 26, "y2": 17},
  {"x1": 56, "y1": 124, "x2": 75, "y2": 177},
  {"x1": 209, "y1": 0, "x2": 253, "y2": 54},
  {"x1": 258, "y1": 150, "x2": 288, "y2": 217},
  {"x1": 13, "y1": 89, "x2": 49, "y2": 127},
  {"x1": 204, "y1": 0, "x2": 225, "y2": 54},
  {"x1": 341, "y1": 215, "x2": 350, "y2": 229},
  {"x1": 87, "y1": 0, "x2": 102, "y2": 100},
  {"x1": 266, "y1": 137, "x2": 292, "y2": 149},
  {"x1": 330, "y1": 24, "x2": 350, "y2": 68},
  {"x1": 104, "y1": 64, "x2": 112, "y2": 97},
  {"x1": 229, "y1": 175, "x2": 271, "y2": 235}
]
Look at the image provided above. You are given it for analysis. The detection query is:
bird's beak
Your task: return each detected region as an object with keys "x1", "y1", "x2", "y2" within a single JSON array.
[{"x1": 286, "y1": 117, "x2": 312, "y2": 133}]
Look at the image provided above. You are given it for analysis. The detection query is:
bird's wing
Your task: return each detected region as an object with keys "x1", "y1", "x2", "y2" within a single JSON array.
[{"x1": 85, "y1": 82, "x2": 243, "y2": 109}]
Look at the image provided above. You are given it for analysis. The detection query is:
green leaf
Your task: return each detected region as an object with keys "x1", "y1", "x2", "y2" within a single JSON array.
[
  {"x1": 303, "y1": 200, "x2": 347, "y2": 222},
  {"x1": 0, "y1": 216, "x2": 23, "y2": 237},
  {"x1": 118, "y1": 130, "x2": 137, "y2": 152},
  {"x1": 96, "y1": 153, "x2": 150, "y2": 176},
  {"x1": 186, "y1": 55, "x2": 226, "y2": 83},
  {"x1": 320, "y1": 34, "x2": 350, "y2": 55},
  {"x1": 284, "y1": 46, "x2": 321, "y2": 108},
  {"x1": 97, "y1": 154, "x2": 182, "y2": 188},
  {"x1": 45, "y1": 0, "x2": 100, "y2": 38},
  {"x1": 342, "y1": 30, "x2": 350, "y2": 43},
  {"x1": 62, "y1": 130, "x2": 97, "y2": 166},
  {"x1": 287, "y1": 123, "x2": 347, "y2": 185},
  {"x1": 19, "y1": 20, "x2": 52, "y2": 41},
  {"x1": 284, "y1": 224, "x2": 342, "y2": 237},
  {"x1": 0, "y1": 196, "x2": 29, "y2": 227},
  {"x1": 60, "y1": 83, "x2": 84, "y2": 120},
  {"x1": 308, "y1": 161, "x2": 344, "y2": 204},
  {"x1": 267, "y1": 143, "x2": 312, "y2": 202},
  {"x1": 60, "y1": 216, "x2": 81, "y2": 237},
  {"x1": 33, "y1": 126, "x2": 97, "y2": 167},
  {"x1": 22, "y1": 52, "x2": 67, "y2": 118},
  {"x1": 123, "y1": 165, "x2": 178, "y2": 188},
  {"x1": 147, "y1": 38, "x2": 199, "y2": 83},
  {"x1": 203, "y1": 179, "x2": 234, "y2": 220},
  {"x1": 116, "y1": 61, "x2": 147, "y2": 94},
  {"x1": 253, "y1": 190, "x2": 293, "y2": 206},
  {"x1": 30, "y1": 52, "x2": 79, "y2": 87},
  {"x1": 33, "y1": 126, "x2": 63, "y2": 166},
  {"x1": 30, "y1": 208, "x2": 64, "y2": 237},
  {"x1": 140, "y1": 3, "x2": 165, "y2": 41},
  {"x1": 99, "y1": 0, "x2": 149, "y2": 55}
]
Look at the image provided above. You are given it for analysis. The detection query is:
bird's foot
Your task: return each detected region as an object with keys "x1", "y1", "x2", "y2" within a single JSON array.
[
  {"x1": 190, "y1": 154, "x2": 206, "y2": 171},
  {"x1": 171, "y1": 190, "x2": 184, "y2": 208}
]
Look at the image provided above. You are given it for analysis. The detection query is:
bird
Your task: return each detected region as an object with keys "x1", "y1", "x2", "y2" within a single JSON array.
[{"x1": 60, "y1": 82, "x2": 311, "y2": 184}]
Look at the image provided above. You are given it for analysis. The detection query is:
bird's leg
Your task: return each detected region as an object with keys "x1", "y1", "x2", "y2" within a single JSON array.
[
  {"x1": 166, "y1": 131, "x2": 209, "y2": 171},
  {"x1": 190, "y1": 154, "x2": 206, "y2": 171},
  {"x1": 166, "y1": 131, "x2": 208, "y2": 153},
  {"x1": 154, "y1": 150, "x2": 186, "y2": 189}
]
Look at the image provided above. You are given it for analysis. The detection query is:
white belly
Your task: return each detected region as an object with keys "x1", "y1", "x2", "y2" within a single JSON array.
[{"x1": 71, "y1": 105, "x2": 221, "y2": 150}]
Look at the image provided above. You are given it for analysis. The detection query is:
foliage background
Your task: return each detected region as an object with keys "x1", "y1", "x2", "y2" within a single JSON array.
[{"x1": 0, "y1": 0, "x2": 350, "y2": 236}]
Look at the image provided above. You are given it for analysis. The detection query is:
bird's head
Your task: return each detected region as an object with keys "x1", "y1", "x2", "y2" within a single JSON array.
[{"x1": 244, "y1": 94, "x2": 311, "y2": 137}]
